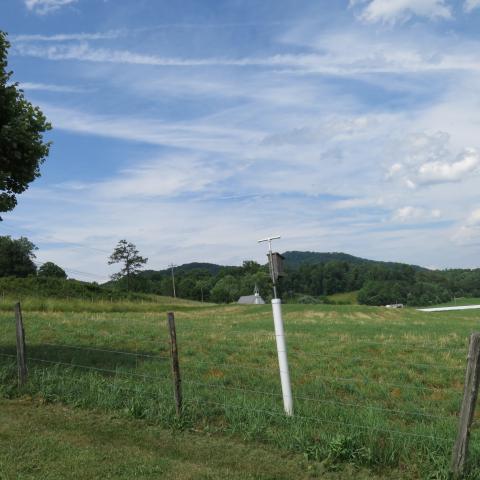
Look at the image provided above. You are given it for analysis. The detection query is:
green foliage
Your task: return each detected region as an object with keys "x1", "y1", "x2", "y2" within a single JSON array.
[
  {"x1": 0, "y1": 31, "x2": 51, "y2": 218},
  {"x1": 0, "y1": 275, "x2": 105, "y2": 299},
  {"x1": 358, "y1": 279, "x2": 451, "y2": 307},
  {"x1": 0, "y1": 235, "x2": 37, "y2": 277},
  {"x1": 38, "y1": 261, "x2": 67, "y2": 279},
  {"x1": 108, "y1": 239, "x2": 148, "y2": 291},
  {"x1": 210, "y1": 275, "x2": 241, "y2": 303}
]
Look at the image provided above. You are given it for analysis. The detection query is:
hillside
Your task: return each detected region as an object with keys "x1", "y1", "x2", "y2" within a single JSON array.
[{"x1": 281, "y1": 251, "x2": 424, "y2": 271}]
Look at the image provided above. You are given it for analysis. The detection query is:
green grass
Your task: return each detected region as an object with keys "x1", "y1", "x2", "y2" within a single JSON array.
[
  {"x1": 0, "y1": 294, "x2": 213, "y2": 313},
  {"x1": 326, "y1": 291, "x2": 359, "y2": 304},
  {"x1": 429, "y1": 297, "x2": 480, "y2": 308},
  {"x1": 1, "y1": 299, "x2": 480, "y2": 479},
  {"x1": 0, "y1": 398, "x2": 405, "y2": 480}
]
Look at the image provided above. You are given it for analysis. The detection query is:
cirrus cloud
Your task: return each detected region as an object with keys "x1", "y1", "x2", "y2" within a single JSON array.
[
  {"x1": 25, "y1": 0, "x2": 78, "y2": 15},
  {"x1": 352, "y1": 0, "x2": 451, "y2": 24}
]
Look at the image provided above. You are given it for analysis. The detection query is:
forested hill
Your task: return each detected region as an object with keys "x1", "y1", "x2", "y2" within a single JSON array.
[
  {"x1": 127, "y1": 251, "x2": 479, "y2": 307},
  {"x1": 141, "y1": 262, "x2": 223, "y2": 279},
  {"x1": 281, "y1": 251, "x2": 424, "y2": 270}
]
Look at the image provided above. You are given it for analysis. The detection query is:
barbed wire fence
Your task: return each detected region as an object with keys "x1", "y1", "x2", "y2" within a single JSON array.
[{"x1": 1, "y1": 303, "x2": 479, "y2": 477}]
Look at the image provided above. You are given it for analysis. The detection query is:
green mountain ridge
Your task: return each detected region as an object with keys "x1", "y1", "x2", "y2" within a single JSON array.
[{"x1": 138, "y1": 251, "x2": 425, "y2": 277}]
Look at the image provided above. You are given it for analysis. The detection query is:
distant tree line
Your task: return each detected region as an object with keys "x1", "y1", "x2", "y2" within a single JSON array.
[
  {"x1": 1, "y1": 235, "x2": 479, "y2": 306},
  {"x1": 117, "y1": 259, "x2": 479, "y2": 307}
]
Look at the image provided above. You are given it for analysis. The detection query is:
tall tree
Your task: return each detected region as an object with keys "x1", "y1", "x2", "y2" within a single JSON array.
[
  {"x1": 38, "y1": 261, "x2": 67, "y2": 279},
  {"x1": 0, "y1": 236, "x2": 37, "y2": 277},
  {"x1": 0, "y1": 31, "x2": 51, "y2": 219},
  {"x1": 108, "y1": 239, "x2": 148, "y2": 291}
]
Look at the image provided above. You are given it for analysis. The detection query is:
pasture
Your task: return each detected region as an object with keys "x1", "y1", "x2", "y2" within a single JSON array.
[{"x1": 1, "y1": 297, "x2": 479, "y2": 479}]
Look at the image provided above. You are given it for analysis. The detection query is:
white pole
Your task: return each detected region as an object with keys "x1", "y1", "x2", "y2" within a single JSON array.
[{"x1": 271, "y1": 298, "x2": 293, "y2": 416}]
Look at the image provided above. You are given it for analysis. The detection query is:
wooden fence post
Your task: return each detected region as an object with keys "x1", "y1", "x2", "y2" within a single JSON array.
[
  {"x1": 451, "y1": 332, "x2": 480, "y2": 479},
  {"x1": 14, "y1": 302, "x2": 27, "y2": 386},
  {"x1": 167, "y1": 312, "x2": 182, "y2": 416}
]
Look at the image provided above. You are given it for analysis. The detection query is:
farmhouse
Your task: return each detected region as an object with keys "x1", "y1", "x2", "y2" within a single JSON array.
[{"x1": 238, "y1": 285, "x2": 265, "y2": 305}]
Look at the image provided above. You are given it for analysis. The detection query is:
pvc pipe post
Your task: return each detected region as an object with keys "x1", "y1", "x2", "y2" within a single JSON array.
[{"x1": 271, "y1": 298, "x2": 293, "y2": 416}]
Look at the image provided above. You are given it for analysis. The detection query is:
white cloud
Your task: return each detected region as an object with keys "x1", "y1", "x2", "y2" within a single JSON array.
[
  {"x1": 40, "y1": 104, "x2": 261, "y2": 154},
  {"x1": 25, "y1": 0, "x2": 78, "y2": 15},
  {"x1": 416, "y1": 148, "x2": 479, "y2": 185},
  {"x1": 393, "y1": 206, "x2": 441, "y2": 222},
  {"x1": 14, "y1": 35, "x2": 480, "y2": 79},
  {"x1": 95, "y1": 155, "x2": 232, "y2": 199},
  {"x1": 386, "y1": 132, "x2": 480, "y2": 188},
  {"x1": 357, "y1": 0, "x2": 451, "y2": 24},
  {"x1": 464, "y1": 0, "x2": 480, "y2": 12},
  {"x1": 19, "y1": 82, "x2": 87, "y2": 93},
  {"x1": 453, "y1": 208, "x2": 480, "y2": 245},
  {"x1": 12, "y1": 31, "x2": 120, "y2": 42}
]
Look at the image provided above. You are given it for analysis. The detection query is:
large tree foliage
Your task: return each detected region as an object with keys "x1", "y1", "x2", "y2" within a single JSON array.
[
  {"x1": 108, "y1": 239, "x2": 148, "y2": 291},
  {"x1": 0, "y1": 31, "x2": 51, "y2": 219},
  {"x1": 38, "y1": 261, "x2": 67, "y2": 279},
  {"x1": 0, "y1": 235, "x2": 37, "y2": 277}
]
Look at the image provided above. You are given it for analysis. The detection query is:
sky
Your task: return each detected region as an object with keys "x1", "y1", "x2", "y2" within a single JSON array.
[{"x1": 2, "y1": 0, "x2": 480, "y2": 281}]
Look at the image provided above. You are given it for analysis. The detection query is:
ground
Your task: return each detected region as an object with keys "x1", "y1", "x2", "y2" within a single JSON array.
[
  {"x1": 0, "y1": 398, "x2": 401, "y2": 480},
  {"x1": 1, "y1": 297, "x2": 480, "y2": 479}
]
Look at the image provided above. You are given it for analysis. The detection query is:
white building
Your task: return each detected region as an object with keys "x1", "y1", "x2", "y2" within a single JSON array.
[{"x1": 238, "y1": 285, "x2": 265, "y2": 305}]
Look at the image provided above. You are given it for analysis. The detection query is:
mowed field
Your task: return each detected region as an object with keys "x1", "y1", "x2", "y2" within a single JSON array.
[{"x1": 1, "y1": 297, "x2": 480, "y2": 479}]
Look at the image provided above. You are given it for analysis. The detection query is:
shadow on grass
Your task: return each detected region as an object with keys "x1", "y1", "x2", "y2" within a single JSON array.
[{"x1": 0, "y1": 343, "x2": 169, "y2": 374}]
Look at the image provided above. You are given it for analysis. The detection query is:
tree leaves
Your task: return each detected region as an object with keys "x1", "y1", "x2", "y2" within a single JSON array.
[{"x1": 0, "y1": 31, "x2": 51, "y2": 219}]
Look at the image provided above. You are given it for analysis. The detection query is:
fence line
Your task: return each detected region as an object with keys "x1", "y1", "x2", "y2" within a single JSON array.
[
  {"x1": 291, "y1": 371, "x2": 463, "y2": 395},
  {"x1": 0, "y1": 350, "x2": 459, "y2": 418},
  {"x1": 177, "y1": 337, "x2": 466, "y2": 362},
  {"x1": 174, "y1": 327, "x2": 468, "y2": 351},
  {"x1": 0, "y1": 350, "x2": 462, "y2": 396},
  {"x1": 3, "y1": 304, "x2": 475, "y2": 475},
  {"x1": 187, "y1": 397, "x2": 454, "y2": 443},
  {"x1": 25, "y1": 357, "x2": 171, "y2": 381},
  {"x1": 40, "y1": 342, "x2": 170, "y2": 360},
  {"x1": 288, "y1": 351, "x2": 464, "y2": 371}
]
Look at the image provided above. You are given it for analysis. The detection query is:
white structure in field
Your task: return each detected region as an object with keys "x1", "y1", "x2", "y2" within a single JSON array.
[{"x1": 238, "y1": 285, "x2": 265, "y2": 305}]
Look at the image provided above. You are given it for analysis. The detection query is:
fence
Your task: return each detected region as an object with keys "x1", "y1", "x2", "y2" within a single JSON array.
[{"x1": 1, "y1": 302, "x2": 479, "y2": 478}]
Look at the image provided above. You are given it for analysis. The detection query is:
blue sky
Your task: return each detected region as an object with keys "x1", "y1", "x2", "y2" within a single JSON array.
[{"x1": 2, "y1": 0, "x2": 480, "y2": 280}]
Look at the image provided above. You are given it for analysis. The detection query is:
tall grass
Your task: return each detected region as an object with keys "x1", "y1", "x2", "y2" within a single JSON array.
[{"x1": 1, "y1": 302, "x2": 479, "y2": 478}]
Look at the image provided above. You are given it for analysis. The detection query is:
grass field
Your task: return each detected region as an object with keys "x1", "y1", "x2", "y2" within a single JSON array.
[
  {"x1": 1, "y1": 297, "x2": 480, "y2": 479},
  {"x1": 431, "y1": 297, "x2": 480, "y2": 308},
  {"x1": 325, "y1": 291, "x2": 359, "y2": 304}
]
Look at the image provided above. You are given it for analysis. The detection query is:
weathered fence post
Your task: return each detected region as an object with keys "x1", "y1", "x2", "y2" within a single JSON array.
[
  {"x1": 451, "y1": 332, "x2": 480, "y2": 479},
  {"x1": 14, "y1": 302, "x2": 27, "y2": 386},
  {"x1": 167, "y1": 312, "x2": 182, "y2": 416}
]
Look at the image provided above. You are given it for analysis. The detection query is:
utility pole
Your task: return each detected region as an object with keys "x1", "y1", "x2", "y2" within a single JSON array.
[
  {"x1": 169, "y1": 263, "x2": 177, "y2": 298},
  {"x1": 258, "y1": 235, "x2": 293, "y2": 416}
]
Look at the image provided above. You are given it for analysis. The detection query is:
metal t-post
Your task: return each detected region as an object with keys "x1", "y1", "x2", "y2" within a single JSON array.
[{"x1": 258, "y1": 236, "x2": 293, "y2": 416}]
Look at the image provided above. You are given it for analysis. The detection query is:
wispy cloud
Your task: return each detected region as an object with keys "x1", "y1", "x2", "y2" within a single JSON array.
[
  {"x1": 353, "y1": 0, "x2": 451, "y2": 24},
  {"x1": 12, "y1": 31, "x2": 121, "y2": 42},
  {"x1": 40, "y1": 104, "x2": 261, "y2": 154},
  {"x1": 25, "y1": 0, "x2": 78, "y2": 15},
  {"x1": 13, "y1": 37, "x2": 480, "y2": 77},
  {"x1": 393, "y1": 206, "x2": 441, "y2": 222},
  {"x1": 453, "y1": 208, "x2": 480, "y2": 245},
  {"x1": 464, "y1": 0, "x2": 480, "y2": 12},
  {"x1": 19, "y1": 82, "x2": 88, "y2": 93}
]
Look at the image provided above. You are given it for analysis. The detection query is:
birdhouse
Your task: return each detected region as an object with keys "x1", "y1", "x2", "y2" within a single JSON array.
[{"x1": 268, "y1": 252, "x2": 285, "y2": 282}]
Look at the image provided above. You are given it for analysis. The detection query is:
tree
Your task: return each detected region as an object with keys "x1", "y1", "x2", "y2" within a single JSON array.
[
  {"x1": 38, "y1": 261, "x2": 67, "y2": 279},
  {"x1": 0, "y1": 31, "x2": 51, "y2": 219},
  {"x1": 210, "y1": 275, "x2": 240, "y2": 303},
  {"x1": 0, "y1": 235, "x2": 37, "y2": 277},
  {"x1": 108, "y1": 240, "x2": 147, "y2": 291}
]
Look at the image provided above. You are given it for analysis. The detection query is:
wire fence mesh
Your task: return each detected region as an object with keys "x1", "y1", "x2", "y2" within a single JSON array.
[{"x1": 0, "y1": 304, "x2": 475, "y2": 472}]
